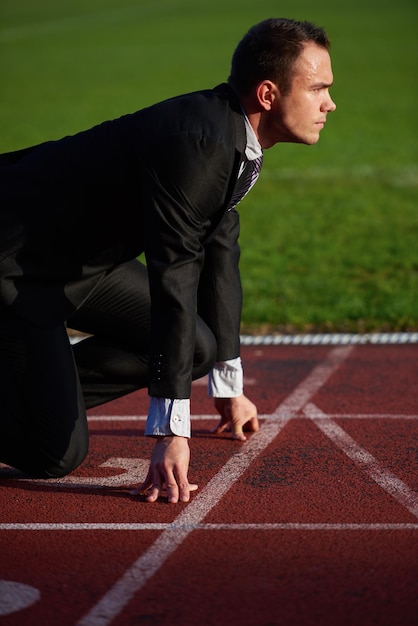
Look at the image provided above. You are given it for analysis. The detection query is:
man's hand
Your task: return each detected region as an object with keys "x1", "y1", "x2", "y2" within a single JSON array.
[
  {"x1": 130, "y1": 436, "x2": 198, "y2": 504},
  {"x1": 211, "y1": 394, "x2": 259, "y2": 441}
]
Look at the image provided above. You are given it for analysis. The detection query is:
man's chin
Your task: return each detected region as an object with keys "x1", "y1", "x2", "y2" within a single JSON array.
[
  {"x1": 286, "y1": 131, "x2": 320, "y2": 145},
  {"x1": 303, "y1": 133, "x2": 321, "y2": 145}
]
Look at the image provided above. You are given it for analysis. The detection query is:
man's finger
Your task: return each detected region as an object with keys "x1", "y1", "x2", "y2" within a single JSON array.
[
  {"x1": 129, "y1": 485, "x2": 145, "y2": 496},
  {"x1": 210, "y1": 418, "x2": 230, "y2": 434},
  {"x1": 231, "y1": 414, "x2": 259, "y2": 440},
  {"x1": 130, "y1": 478, "x2": 152, "y2": 496},
  {"x1": 231, "y1": 426, "x2": 247, "y2": 441},
  {"x1": 177, "y1": 480, "x2": 199, "y2": 503},
  {"x1": 243, "y1": 415, "x2": 260, "y2": 432},
  {"x1": 145, "y1": 485, "x2": 162, "y2": 503},
  {"x1": 165, "y1": 479, "x2": 180, "y2": 504}
]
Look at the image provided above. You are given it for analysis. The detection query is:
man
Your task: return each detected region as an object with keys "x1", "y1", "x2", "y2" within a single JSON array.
[{"x1": 0, "y1": 18, "x2": 336, "y2": 503}]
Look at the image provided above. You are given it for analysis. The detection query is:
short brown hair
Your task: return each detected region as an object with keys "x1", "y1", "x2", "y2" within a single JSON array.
[{"x1": 228, "y1": 18, "x2": 331, "y2": 96}]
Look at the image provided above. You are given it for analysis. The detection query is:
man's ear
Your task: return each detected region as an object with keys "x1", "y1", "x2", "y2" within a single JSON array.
[{"x1": 255, "y1": 81, "x2": 279, "y2": 111}]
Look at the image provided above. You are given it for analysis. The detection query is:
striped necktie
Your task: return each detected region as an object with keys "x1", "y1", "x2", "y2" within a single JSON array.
[{"x1": 228, "y1": 154, "x2": 263, "y2": 211}]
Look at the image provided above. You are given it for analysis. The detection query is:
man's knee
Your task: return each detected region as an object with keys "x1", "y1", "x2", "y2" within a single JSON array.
[
  {"x1": 193, "y1": 323, "x2": 217, "y2": 380},
  {"x1": 42, "y1": 438, "x2": 89, "y2": 478},
  {"x1": 1, "y1": 434, "x2": 89, "y2": 479}
]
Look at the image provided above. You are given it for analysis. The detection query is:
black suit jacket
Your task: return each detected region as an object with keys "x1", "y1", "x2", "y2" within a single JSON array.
[{"x1": 0, "y1": 83, "x2": 247, "y2": 398}]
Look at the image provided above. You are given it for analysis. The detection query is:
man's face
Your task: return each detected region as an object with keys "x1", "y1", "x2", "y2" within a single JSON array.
[{"x1": 267, "y1": 42, "x2": 336, "y2": 146}]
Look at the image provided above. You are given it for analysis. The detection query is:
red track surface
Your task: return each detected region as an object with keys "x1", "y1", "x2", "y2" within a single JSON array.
[{"x1": 1, "y1": 343, "x2": 417, "y2": 626}]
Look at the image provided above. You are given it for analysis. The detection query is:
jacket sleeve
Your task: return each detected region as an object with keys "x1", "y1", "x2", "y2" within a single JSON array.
[
  {"x1": 140, "y1": 131, "x2": 234, "y2": 399},
  {"x1": 197, "y1": 209, "x2": 242, "y2": 361}
]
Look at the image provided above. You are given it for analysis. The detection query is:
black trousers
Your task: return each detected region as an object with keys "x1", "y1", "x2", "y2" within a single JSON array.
[{"x1": 0, "y1": 260, "x2": 216, "y2": 478}]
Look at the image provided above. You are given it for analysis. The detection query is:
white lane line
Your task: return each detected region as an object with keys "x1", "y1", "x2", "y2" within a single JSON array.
[
  {"x1": 87, "y1": 415, "x2": 219, "y2": 422},
  {"x1": 273, "y1": 346, "x2": 353, "y2": 417},
  {"x1": 76, "y1": 345, "x2": 353, "y2": 626},
  {"x1": 311, "y1": 414, "x2": 417, "y2": 420},
  {"x1": 1, "y1": 523, "x2": 418, "y2": 531},
  {"x1": 75, "y1": 419, "x2": 292, "y2": 626},
  {"x1": 0, "y1": 581, "x2": 40, "y2": 616},
  {"x1": 0, "y1": 458, "x2": 149, "y2": 488},
  {"x1": 304, "y1": 403, "x2": 418, "y2": 519},
  {"x1": 85, "y1": 413, "x2": 418, "y2": 422}
]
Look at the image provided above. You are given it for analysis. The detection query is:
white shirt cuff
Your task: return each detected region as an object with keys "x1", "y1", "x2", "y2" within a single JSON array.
[
  {"x1": 208, "y1": 357, "x2": 243, "y2": 397},
  {"x1": 145, "y1": 397, "x2": 191, "y2": 438}
]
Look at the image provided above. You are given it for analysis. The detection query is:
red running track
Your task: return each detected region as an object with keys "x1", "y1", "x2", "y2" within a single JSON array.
[{"x1": 0, "y1": 342, "x2": 417, "y2": 626}]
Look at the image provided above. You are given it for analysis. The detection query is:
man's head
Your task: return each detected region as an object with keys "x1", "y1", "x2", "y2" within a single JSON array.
[
  {"x1": 229, "y1": 18, "x2": 331, "y2": 97},
  {"x1": 229, "y1": 18, "x2": 336, "y2": 147}
]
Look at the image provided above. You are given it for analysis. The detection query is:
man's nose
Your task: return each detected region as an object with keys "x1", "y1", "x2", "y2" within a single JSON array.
[{"x1": 327, "y1": 95, "x2": 337, "y2": 112}]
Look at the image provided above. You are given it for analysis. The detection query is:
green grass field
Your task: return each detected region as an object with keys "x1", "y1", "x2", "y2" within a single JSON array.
[{"x1": 1, "y1": 0, "x2": 417, "y2": 332}]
